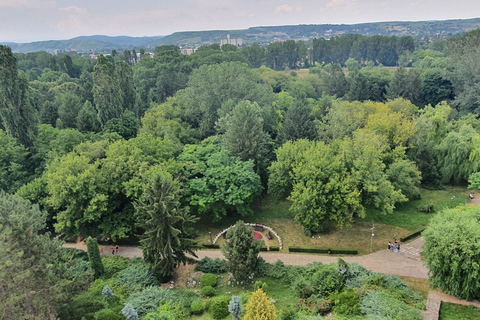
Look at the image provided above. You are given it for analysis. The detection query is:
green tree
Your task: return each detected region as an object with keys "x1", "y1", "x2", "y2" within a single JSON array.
[
  {"x1": 423, "y1": 206, "x2": 480, "y2": 300},
  {"x1": 93, "y1": 55, "x2": 123, "y2": 127},
  {"x1": 0, "y1": 45, "x2": 38, "y2": 147},
  {"x1": 77, "y1": 100, "x2": 101, "y2": 133},
  {"x1": 179, "y1": 141, "x2": 263, "y2": 221},
  {"x1": 228, "y1": 296, "x2": 242, "y2": 320},
  {"x1": 135, "y1": 171, "x2": 199, "y2": 281},
  {"x1": 242, "y1": 43, "x2": 264, "y2": 68},
  {"x1": 222, "y1": 220, "x2": 261, "y2": 281},
  {"x1": 280, "y1": 100, "x2": 316, "y2": 142},
  {"x1": 103, "y1": 109, "x2": 140, "y2": 140},
  {"x1": 0, "y1": 129, "x2": 29, "y2": 193},
  {"x1": 86, "y1": 237, "x2": 104, "y2": 279},
  {"x1": 0, "y1": 192, "x2": 64, "y2": 319},
  {"x1": 243, "y1": 289, "x2": 277, "y2": 320}
]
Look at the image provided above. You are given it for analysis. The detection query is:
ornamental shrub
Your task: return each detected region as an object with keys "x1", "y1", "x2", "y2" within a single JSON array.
[
  {"x1": 244, "y1": 289, "x2": 277, "y2": 320},
  {"x1": 209, "y1": 295, "x2": 231, "y2": 320},
  {"x1": 86, "y1": 237, "x2": 104, "y2": 279},
  {"x1": 115, "y1": 264, "x2": 159, "y2": 293},
  {"x1": 201, "y1": 273, "x2": 217, "y2": 287},
  {"x1": 201, "y1": 285, "x2": 215, "y2": 297},
  {"x1": 329, "y1": 289, "x2": 362, "y2": 316},
  {"x1": 195, "y1": 257, "x2": 227, "y2": 273},
  {"x1": 228, "y1": 296, "x2": 242, "y2": 320},
  {"x1": 360, "y1": 290, "x2": 422, "y2": 320},
  {"x1": 311, "y1": 264, "x2": 345, "y2": 296},
  {"x1": 191, "y1": 300, "x2": 204, "y2": 315},
  {"x1": 95, "y1": 308, "x2": 124, "y2": 320},
  {"x1": 292, "y1": 277, "x2": 315, "y2": 299},
  {"x1": 122, "y1": 303, "x2": 139, "y2": 320},
  {"x1": 102, "y1": 255, "x2": 131, "y2": 278}
]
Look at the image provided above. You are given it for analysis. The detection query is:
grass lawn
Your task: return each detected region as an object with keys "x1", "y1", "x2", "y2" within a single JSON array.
[
  {"x1": 194, "y1": 187, "x2": 472, "y2": 255},
  {"x1": 439, "y1": 302, "x2": 480, "y2": 320},
  {"x1": 399, "y1": 277, "x2": 430, "y2": 300}
]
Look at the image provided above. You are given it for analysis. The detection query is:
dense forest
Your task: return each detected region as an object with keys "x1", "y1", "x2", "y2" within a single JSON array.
[{"x1": 2, "y1": 28, "x2": 480, "y2": 319}]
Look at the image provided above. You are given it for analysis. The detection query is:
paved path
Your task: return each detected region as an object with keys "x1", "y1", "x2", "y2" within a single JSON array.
[{"x1": 63, "y1": 236, "x2": 428, "y2": 279}]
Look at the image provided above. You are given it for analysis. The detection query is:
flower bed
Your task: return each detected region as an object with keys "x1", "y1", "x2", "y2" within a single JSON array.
[
  {"x1": 253, "y1": 231, "x2": 263, "y2": 241},
  {"x1": 213, "y1": 223, "x2": 283, "y2": 250}
]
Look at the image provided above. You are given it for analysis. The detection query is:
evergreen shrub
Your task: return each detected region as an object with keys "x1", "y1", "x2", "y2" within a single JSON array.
[
  {"x1": 195, "y1": 257, "x2": 226, "y2": 273},
  {"x1": 201, "y1": 285, "x2": 215, "y2": 297},
  {"x1": 201, "y1": 273, "x2": 217, "y2": 287},
  {"x1": 209, "y1": 295, "x2": 231, "y2": 320}
]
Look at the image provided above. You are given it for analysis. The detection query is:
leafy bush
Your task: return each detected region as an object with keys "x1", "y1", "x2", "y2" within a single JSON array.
[
  {"x1": 285, "y1": 265, "x2": 307, "y2": 284},
  {"x1": 254, "y1": 281, "x2": 268, "y2": 293},
  {"x1": 267, "y1": 259, "x2": 286, "y2": 279},
  {"x1": 143, "y1": 312, "x2": 174, "y2": 320},
  {"x1": 254, "y1": 256, "x2": 269, "y2": 277},
  {"x1": 190, "y1": 300, "x2": 204, "y2": 315},
  {"x1": 329, "y1": 289, "x2": 362, "y2": 316},
  {"x1": 195, "y1": 257, "x2": 226, "y2": 273},
  {"x1": 95, "y1": 308, "x2": 124, "y2": 320},
  {"x1": 344, "y1": 263, "x2": 374, "y2": 289},
  {"x1": 201, "y1": 273, "x2": 217, "y2": 287},
  {"x1": 201, "y1": 285, "x2": 215, "y2": 297},
  {"x1": 57, "y1": 247, "x2": 89, "y2": 262},
  {"x1": 292, "y1": 277, "x2": 315, "y2": 299},
  {"x1": 209, "y1": 295, "x2": 231, "y2": 320},
  {"x1": 115, "y1": 264, "x2": 159, "y2": 292},
  {"x1": 289, "y1": 246, "x2": 358, "y2": 254},
  {"x1": 311, "y1": 264, "x2": 345, "y2": 296},
  {"x1": 305, "y1": 294, "x2": 332, "y2": 315},
  {"x1": 360, "y1": 290, "x2": 422, "y2": 320},
  {"x1": 102, "y1": 255, "x2": 131, "y2": 278}
]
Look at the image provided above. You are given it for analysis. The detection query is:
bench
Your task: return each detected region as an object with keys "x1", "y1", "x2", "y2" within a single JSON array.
[
  {"x1": 255, "y1": 225, "x2": 264, "y2": 232},
  {"x1": 267, "y1": 232, "x2": 273, "y2": 240}
]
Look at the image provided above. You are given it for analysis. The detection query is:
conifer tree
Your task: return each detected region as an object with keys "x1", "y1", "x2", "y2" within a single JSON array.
[
  {"x1": 86, "y1": 237, "x2": 104, "y2": 279},
  {"x1": 244, "y1": 289, "x2": 277, "y2": 320},
  {"x1": 122, "y1": 303, "x2": 139, "y2": 320},
  {"x1": 228, "y1": 296, "x2": 243, "y2": 320},
  {"x1": 222, "y1": 220, "x2": 261, "y2": 281}
]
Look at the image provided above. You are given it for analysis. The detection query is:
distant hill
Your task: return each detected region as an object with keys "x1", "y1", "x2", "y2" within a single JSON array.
[{"x1": 3, "y1": 18, "x2": 480, "y2": 53}]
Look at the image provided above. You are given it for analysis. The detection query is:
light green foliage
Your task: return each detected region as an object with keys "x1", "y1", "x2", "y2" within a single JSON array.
[
  {"x1": 0, "y1": 193, "x2": 65, "y2": 319},
  {"x1": 437, "y1": 124, "x2": 480, "y2": 184},
  {"x1": 254, "y1": 281, "x2": 268, "y2": 294},
  {"x1": 329, "y1": 290, "x2": 362, "y2": 316},
  {"x1": 95, "y1": 308, "x2": 124, "y2": 320},
  {"x1": 103, "y1": 110, "x2": 140, "y2": 140},
  {"x1": 386, "y1": 160, "x2": 422, "y2": 200},
  {"x1": 244, "y1": 289, "x2": 277, "y2": 320},
  {"x1": 360, "y1": 290, "x2": 422, "y2": 320},
  {"x1": 191, "y1": 300, "x2": 204, "y2": 315},
  {"x1": 423, "y1": 206, "x2": 480, "y2": 300},
  {"x1": 115, "y1": 264, "x2": 159, "y2": 293},
  {"x1": 177, "y1": 61, "x2": 274, "y2": 138},
  {"x1": 0, "y1": 129, "x2": 29, "y2": 193},
  {"x1": 292, "y1": 277, "x2": 315, "y2": 299},
  {"x1": 135, "y1": 170, "x2": 198, "y2": 281},
  {"x1": 201, "y1": 273, "x2": 217, "y2": 287},
  {"x1": 102, "y1": 255, "x2": 131, "y2": 278},
  {"x1": 468, "y1": 172, "x2": 480, "y2": 189},
  {"x1": 86, "y1": 237, "x2": 104, "y2": 279},
  {"x1": 209, "y1": 295, "x2": 232, "y2": 320},
  {"x1": 311, "y1": 264, "x2": 345, "y2": 296},
  {"x1": 179, "y1": 140, "x2": 263, "y2": 220},
  {"x1": 222, "y1": 220, "x2": 261, "y2": 281},
  {"x1": 201, "y1": 286, "x2": 215, "y2": 297}
]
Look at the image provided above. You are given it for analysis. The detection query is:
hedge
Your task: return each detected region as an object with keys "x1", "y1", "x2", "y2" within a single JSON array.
[
  {"x1": 202, "y1": 243, "x2": 220, "y2": 249},
  {"x1": 269, "y1": 246, "x2": 280, "y2": 251},
  {"x1": 288, "y1": 247, "x2": 358, "y2": 255},
  {"x1": 400, "y1": 228, "x2": 426, "y2": 242}
]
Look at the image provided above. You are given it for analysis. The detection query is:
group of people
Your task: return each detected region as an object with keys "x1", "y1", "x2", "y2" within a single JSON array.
[
  {"x1": 99, "y1": 245, "x2": 119, "y2": 255},
  {"x1": 388, "y1": 240, "x2": 400, "y2": 254}
]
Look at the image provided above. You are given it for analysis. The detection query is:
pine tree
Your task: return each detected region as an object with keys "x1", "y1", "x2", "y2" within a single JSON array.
[
  {"x1": 86, "y1": 237, "x2": 104, "y2": 279},
  {"x1": 228, "y1": 296, "x2": 243, "y2": 320},
  {"x1": 244, "y1": 289, "x2": 277, "y2": 320},
  {"x1": 135, "y1": 171, "x2": 199, "y2": 282},
  {"x1": 122, "y1": 303, "x2": 139, "y2": 320},
  {"x1": 222, "y1": 220, "x2": 261, "y2": 281},
  {"x1": 102, "y1": 285, "x2": 114, "y2": 298}
]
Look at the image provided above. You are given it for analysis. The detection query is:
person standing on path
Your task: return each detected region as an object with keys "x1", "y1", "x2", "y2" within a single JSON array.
[
  {"x1": 115, "y1": 245, "x2": 119, "y2": 253},
  {"x1": 397, "y1": 244, "x2": 401, "y2": 254},
  {"x1": 388, "y1": 242, "x2": 392, "y2": 251},
  {"x1": 111, "y1": 247, "x2": 115, "y2": 255},
  {"x1": 100, "y1": 246, "x2": 103, "y2": 255}
]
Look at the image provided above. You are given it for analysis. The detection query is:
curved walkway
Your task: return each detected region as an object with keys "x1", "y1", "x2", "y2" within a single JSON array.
[{"x1": 63, "y1": 236, "x2": 428, "y2": 278}]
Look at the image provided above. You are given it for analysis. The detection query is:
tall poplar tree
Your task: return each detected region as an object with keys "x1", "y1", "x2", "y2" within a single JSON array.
[{"x1": 0, "y1": 45, "x2": 37, "y2": 147}]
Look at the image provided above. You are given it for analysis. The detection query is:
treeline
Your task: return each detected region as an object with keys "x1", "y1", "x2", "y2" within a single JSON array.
[{"x1": 0, "y1": 29, "x2": 480, "y2": 239}]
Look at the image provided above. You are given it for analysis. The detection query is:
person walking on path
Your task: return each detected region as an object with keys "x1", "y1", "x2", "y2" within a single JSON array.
[
  {"x1": 111, "y1": 247, "x2": 115, "y2": 255},
  {"x1": 115, "y1": 245, "x2": 119, "y2": 253},
  {"x1": 397, "y1": 244, "x2": 401, "y2": 254},
  {"x1": 388, "y1": 242, "x2": 392, "y2": 251},
  {"x1": 99, "y1": 246, "x2": 103, "y2": 255}
]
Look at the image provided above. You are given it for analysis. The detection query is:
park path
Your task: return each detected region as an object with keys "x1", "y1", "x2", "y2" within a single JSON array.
[{"x1": 63, "y1": 236, "x2": 428, "y2": 278}]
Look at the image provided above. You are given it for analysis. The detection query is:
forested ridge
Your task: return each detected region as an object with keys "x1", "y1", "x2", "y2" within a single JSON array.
[{"x1": 2, "y1": 28, "x2": 480, "y2": 319}]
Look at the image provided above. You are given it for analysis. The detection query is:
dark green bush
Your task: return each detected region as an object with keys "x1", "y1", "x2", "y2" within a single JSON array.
[
  {"x1": 329, "y1": 289, "x2": 362, "y2": 316},
  {"x1": 201, "y1": 273, "x2": 217, "y2": 287},
  {"x1": 285, "y1": 265, "x2": 307, "y2": 284},
  {"x1": 102, "y1": 255, "x2": 131, "y2": 278},
  {"x1": 305, "y1": 294, "x2": 333, "y2": 315},
  {"x1": 288, "y1": 247, "x2": 358, "y2": 254},
  {"x1": 209, "y1": 295, "x2": 231, "y2": 320},
  {"x1": 115, "y1": 264, "x2": 159, "y2": 292},
  {"x1": 195, "y1": 257, "x2": 226, "y2": 273},
  {"x1": 190, "y1": 300, "x2": 204, "y2": 315},
  {"x1": 269, "y1": 246, "x2": 280, "y2": 251},
  {"x1": 267, "y1": 259, "x2": 286, "y2": 279},
  {"x1": 255, "y1": 256, "x2": 270, "y2": 277},
  {"x1": 201, "y1": 285, "x2": 215, "y2": 297},
  {"x1": 259, "y1": 246, "x2": 268, "y2": 251},
  {"x1": 57, "y1": 247, "x2": 89, "y2": 262},
  {"x1": 400, "y1": 228, "x2": 425, "y2": 242},
  {"x1": 311, "y1": 264, "x2": 345, "y2": 296},
  {"x1": 292, "y1": 277, "x2": 315, "y2": 299},
  {"x1": 202, "y1": 243, "x2": 220, "y2": 249},
  {"x1": 94, "y1": 308, "x2": 124, "y2": 320}
]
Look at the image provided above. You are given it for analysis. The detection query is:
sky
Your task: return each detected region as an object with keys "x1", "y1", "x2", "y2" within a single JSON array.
[{"x1": 1, "y1": 0, "x2": 479, "y2": 43}]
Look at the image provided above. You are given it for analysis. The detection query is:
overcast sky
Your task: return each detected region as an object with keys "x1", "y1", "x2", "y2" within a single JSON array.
[{"x1": 1, "y1": 0, "x2": 479, "y2": 43}]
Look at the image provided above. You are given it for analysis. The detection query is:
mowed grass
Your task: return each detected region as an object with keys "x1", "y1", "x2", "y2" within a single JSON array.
[
  {"x1": 399, "y1": 277, "x2": 431, "y2": 299},
  {"x1": 439, "y1": 302, "x2": 480, "y2": 320},
  {"x1": 194, "y1": 187, "x2": 473, "y2": 255}
]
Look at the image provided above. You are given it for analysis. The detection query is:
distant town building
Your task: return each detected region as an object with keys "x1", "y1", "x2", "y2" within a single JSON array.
[
  {"x1": 180, "y1": 48, "x2": 196, "y2": 55},
  {"x1": 220, "y1": 34, "x2": 242, "y2": 47}
]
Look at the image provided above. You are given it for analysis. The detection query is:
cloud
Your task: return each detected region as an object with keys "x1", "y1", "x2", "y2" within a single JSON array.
[
  {"x1": 0, "y1": 0, "x2": 56, "y2": 8},
  {"x1": 275, "y1": 4, "x2": 293, "y2": 13},
  {"x1": 57, "y1": 6, "x2": 88, "y2": 31},
  {"x1": 326, "y1": 0, "x2": 341, "y2": 8}
]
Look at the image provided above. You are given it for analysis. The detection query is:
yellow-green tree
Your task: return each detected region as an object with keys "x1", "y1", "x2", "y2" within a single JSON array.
[{"x1": 244, "y1": 289, "x2": 277, "y2": 320}]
